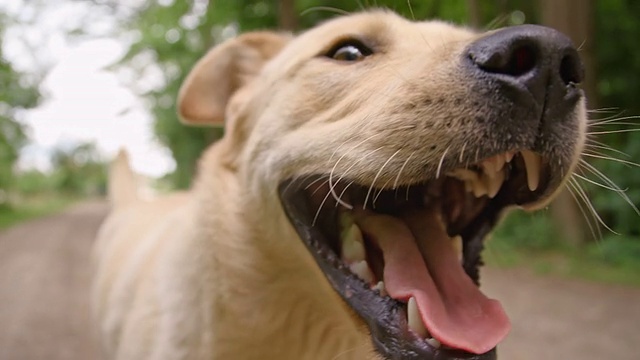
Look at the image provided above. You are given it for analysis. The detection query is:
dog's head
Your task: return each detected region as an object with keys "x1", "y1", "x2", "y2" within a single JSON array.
[{"x1": 179, "y1": 11, "x2": 586, "y2": 360}]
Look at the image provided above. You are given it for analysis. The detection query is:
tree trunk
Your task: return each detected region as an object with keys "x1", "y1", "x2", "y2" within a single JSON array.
[
  {"x1": 540, "y1": 0, "x2": 596, "y2": 245},
  {"x1": 467, "y1": 0, "x2": 481, "y2": 28},
  {"x1": 278, "y1": 0, "x2": 298, "y2": 31}
]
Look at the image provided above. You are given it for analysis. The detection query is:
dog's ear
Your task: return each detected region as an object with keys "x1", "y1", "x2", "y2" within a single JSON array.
[{"x1": 177, "y1": 32, "x2": 290, "y2": 125}]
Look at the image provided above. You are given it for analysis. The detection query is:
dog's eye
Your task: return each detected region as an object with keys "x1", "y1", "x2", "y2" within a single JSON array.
[{"x1": 327, "y1": 41, "x2": 373, "y2": 62}]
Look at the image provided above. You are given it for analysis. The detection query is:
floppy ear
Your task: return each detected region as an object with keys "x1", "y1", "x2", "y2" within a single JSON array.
[{"x1": 177, "y1": 31, "x2": 291, "y2": 126}]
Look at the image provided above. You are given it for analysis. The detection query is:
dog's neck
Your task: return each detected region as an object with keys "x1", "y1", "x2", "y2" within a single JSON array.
[{"x1": 193, "y1": 144, "x2": 375, "y2": 359}]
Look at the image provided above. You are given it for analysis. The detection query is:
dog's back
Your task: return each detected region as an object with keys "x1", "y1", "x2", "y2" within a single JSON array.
[{"x1": 92, "y1": 151, "x2": 199, "y2": 359}]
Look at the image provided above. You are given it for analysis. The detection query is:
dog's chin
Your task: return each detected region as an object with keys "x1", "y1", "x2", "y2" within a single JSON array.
[{"x1": 278, "y1": 150, "x2": 557, "y2": 360}]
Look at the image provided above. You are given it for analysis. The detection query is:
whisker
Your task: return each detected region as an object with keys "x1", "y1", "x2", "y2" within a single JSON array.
[
  {"x1": 572, "y1": 173, "x2": 624, "y2": 192},
  {"x1": 583, "y1": 142, "x2": 631, "y2": 159},
  {"x1": 335, "y1": 181, "x2": 355, "y2": 208},
  {"x1": 282, "y1": 173, "x2": 308, "y2": 195},
  {"x1": 393, "y1": 152, "x2": 414, "y2": 190},
  {"x1": 565, "y1": 178, "x2": 601, "y2": 241},
  {"x1": 329, "y1": 153, "x2": 354, "y2": 210},
  {"x1": 405, "y1": 183, "x2": 411, "y2": 201},
  {"x1": 305, "y1": 176, "x2": 328, "y2": 191},
  {"x1": 300, "y1": 6, "x2": 350, "y2": 17},
  {"x1": 588, "y1": 114, "x2": 640, "y2": 125},
  {"x1": 588, "y1": 129, "x2": 640, "y2": 135},
  {"x1": 309, "y1": 179, "x2": 330, "y2": 197},
  {"x1": 568, "y1": 176, "x2": 618, "y2": 235},
  {"x1": 312, "y1": 180, "x2": 334, "y2": 227},
  {"x1": 588, "y1": 122, "x2": 640, "y2": 128},
  {"x1": 581, "y1": 152, "x2": 640, "y2": 168},
  {"x1": 328, "y1": 134, "x2": 385, "y2": 210},
  {"x1": 587, "y1": 107, "x2": 620, "y2": 114},
  {"x1": 365, "y1": 149, "x2": 401, "y2": 209},
  {"x1": 459, "y1": 142, "x2": 467, "y2": 163},
  {"x1": 435, "y1": 147, "x2": 450, "y2": 179},
  {"x1": 579, "y1": 160, "x2": 640, "y2": 216},
  {"x1": 330, "y1": 180, "x2": 353, "y2": 209}
]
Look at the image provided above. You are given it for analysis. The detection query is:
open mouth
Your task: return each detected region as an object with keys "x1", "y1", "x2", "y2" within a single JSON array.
[{"x1": 279, "y1": 149, "x2": 549, "y2": 359}]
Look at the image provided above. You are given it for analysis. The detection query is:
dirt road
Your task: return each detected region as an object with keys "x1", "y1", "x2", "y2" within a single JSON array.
[{"x1": 0, "y1": 201, "x2": 638, "y2": 360}]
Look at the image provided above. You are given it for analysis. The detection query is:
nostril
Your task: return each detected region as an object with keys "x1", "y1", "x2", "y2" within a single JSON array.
[
  {"x1": 559, "y1": 53, "x2": 583, "y2": 85},
  {"x1": 503, "y1": 45, "x2": 537, "y2": 77},
  {"x1": 471, "y1": 43, "x2": 538, "y2": 77}
]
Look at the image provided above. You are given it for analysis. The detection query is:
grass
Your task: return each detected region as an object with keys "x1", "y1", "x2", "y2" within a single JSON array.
[
  {"x1": 0, "y1": 195, "x2": 77, "y2": 230},
  {"x1": 485, "y1": 210, "x2": 640, "y2": 287}
]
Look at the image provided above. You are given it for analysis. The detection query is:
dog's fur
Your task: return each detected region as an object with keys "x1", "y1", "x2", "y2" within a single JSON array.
[{"x1": 92, "y1": 11, "x2": 586, "y2": 360}]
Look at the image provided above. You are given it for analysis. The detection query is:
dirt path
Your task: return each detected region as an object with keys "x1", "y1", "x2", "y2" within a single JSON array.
[
  {"x1": 0, "y1": 201, "x2": 638, "y2": 360},
  {"x1": 0, "y1": 201, "x2": 107, "y2": 360}
]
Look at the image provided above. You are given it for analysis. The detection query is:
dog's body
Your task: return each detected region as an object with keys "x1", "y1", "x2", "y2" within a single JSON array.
[
  {"x1": 93, "y1": 10, "x2": 586, "y2": 360},
  {"x1": 93, "y1": 148, "x2": 366, "y2": 359}
]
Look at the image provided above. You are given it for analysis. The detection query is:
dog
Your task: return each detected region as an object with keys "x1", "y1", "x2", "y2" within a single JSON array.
[{"x1": 92, "y1": 10, "x2": 586, "y2": 360}]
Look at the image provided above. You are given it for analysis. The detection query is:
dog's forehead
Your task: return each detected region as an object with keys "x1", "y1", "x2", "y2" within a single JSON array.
[{"x1": 289, "y1": 11, "x2": 477, "y2": 53}]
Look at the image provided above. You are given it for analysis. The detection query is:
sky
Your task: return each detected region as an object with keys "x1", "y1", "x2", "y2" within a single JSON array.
[{"x1": 2, "y1": 0, "x2": 175, "y2": 177}]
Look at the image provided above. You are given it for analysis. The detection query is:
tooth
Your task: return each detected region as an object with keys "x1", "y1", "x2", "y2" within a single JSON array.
[
  {"x1": 484, "y1": 168, "x2": 505, "y2": 198},
  {"x1": 341, "y1": 224, "x2": 366, "y2": 264},
  {"x1": 408, "y1": 297, "x2": 429, "y2": 338},
  {"x1": 339, "y1": 211, "x2": 354, "y2": 229},
  {"x1": 481, "y1": 155, "x2": 505, "y2": 177},
  {"x1": 426, "y1": 338, "x2": 441, "y2": 349},
  {"x1": 521, "y1": 150, "x2": 541, "y2": 191},
  {"x1": 372, "y1": 281, "x2": 387, "y2": 297},
  {"x1": 448, "y1": 168, "x2": 478, "y2": 182},
  {"x1": 481, "y1": 159, "x2": 496, "y2": 175},
  {"x1": 452, "y1": 235, "x2": 463, "y2": 263},
  {"x1": 505, "y1": 151, "x2": 515, "y2": 163},
  {"x1": 349, "y1": 260, "x2": 375, "y2": 284},
  {"x1": 464, "y1": 180, "x2": 473, "y2": 193},
  {"x1": 471, "y1": 178, "x2": 488, "y2": 197}
]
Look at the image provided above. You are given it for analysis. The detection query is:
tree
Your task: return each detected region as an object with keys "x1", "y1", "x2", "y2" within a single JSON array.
[
  {"x1": 50, "y1": 142, "x2": 106, "y2": 196},
  {"x1": 539, "y1": 0, "x2": 596, "y2": 245},
  {"x1": 0, "y1": 16, "x2": 41, "y2": 206}
]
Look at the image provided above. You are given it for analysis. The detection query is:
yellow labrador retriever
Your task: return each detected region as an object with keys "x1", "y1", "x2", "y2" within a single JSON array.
[{"x1": 92, "y1": 10, "x2": 586, "y2": 360}]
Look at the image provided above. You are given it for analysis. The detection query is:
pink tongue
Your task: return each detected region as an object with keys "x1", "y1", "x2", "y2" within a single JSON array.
[{"x1": 354, "y1": 209, "x2": 510, "y2": 354}]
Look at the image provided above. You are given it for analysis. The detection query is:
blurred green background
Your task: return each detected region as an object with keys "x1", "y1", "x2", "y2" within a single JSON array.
[{"x1": 1, "y1": 0, "x2": 638, "y2": 284}]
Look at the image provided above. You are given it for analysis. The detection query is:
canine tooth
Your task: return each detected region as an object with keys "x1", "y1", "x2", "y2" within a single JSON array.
[
  {"x1": 485, "y1": 169, "x2": 505, "y2": 198},
  {"x1": 349, "y1": 260, "x2": 375, "y2": 284},
  {"x1": 521, "y1": 150, "x2": 541, "y2": 191},
  {"x1": 426, "y1": 338, "x2": 441, "y2": 349},
  {"x1": 372, "y1": 281, "x2": 387, "y2": 297},
  {"x1": 452, "y1": 235, "x2": 463, "y2": 263},
  {"x1": 408, "y1": 297, "x2": 429, "y2": 338},
  {"x1": 341, "y1": 224, "x2": 366, "y2": 264}
]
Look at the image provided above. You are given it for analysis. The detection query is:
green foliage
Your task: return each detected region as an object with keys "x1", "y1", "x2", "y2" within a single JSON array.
[
  {"x1": 0, "y1": 15, "x2": 41, "y2": 202},
  {"x1": 49, "y1": 142, "x2": 107, "y2": 196},
  {"x1": 588, "y1": 0, "x2": 640, "y2": 237},
  {"x1": 486, "y1": 212, "x2": 640, "y2": 287},
  {"x1": 0, "y1": 194, "x2": 75, "y2": 230}
]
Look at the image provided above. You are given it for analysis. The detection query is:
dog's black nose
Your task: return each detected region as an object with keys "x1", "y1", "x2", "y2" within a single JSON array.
[{"x1": 466, "y1": 25, "x2": 584, "y2": 106}]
